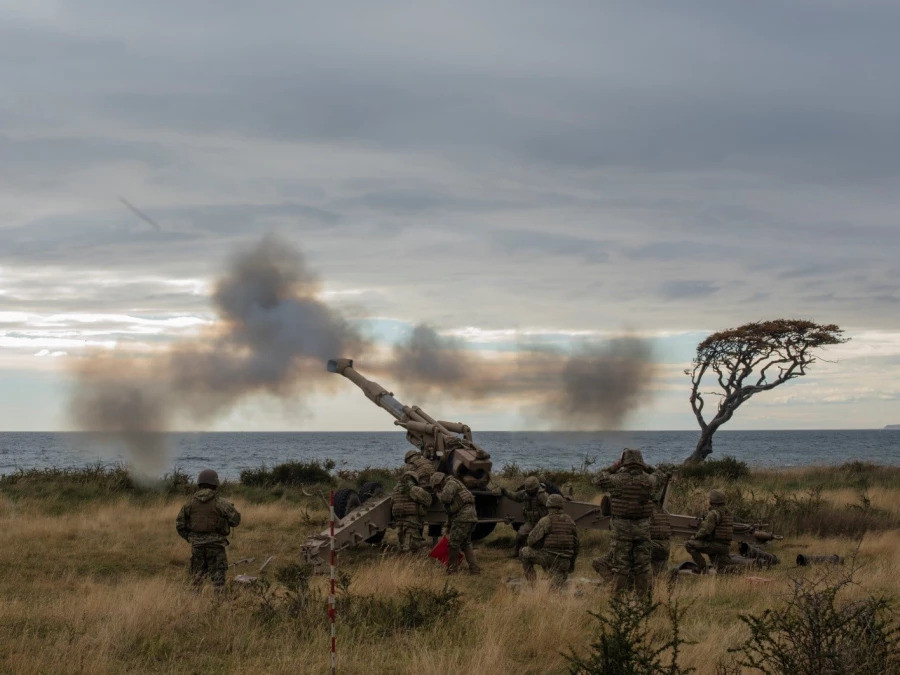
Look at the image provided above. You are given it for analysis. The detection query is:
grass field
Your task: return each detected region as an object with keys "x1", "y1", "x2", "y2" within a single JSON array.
[{"x1": 1, "y1": 462, "x2": 898, "y2": 674}]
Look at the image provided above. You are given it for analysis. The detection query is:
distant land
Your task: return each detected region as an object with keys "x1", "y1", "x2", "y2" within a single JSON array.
[{"x1": 885, "y1": 425, "x2": 900, "y2": 430}]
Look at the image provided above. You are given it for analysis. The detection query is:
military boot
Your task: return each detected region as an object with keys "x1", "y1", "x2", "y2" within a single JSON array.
[
  {"x1": 634, "y1": 571, "x2": 652, "y2": 600},
  {"x1": 446, "y1": 546, "x2": 461, "y2": 575},
  {"x1": 463, "y1": 543, "x2": 481, "y2": 574}
]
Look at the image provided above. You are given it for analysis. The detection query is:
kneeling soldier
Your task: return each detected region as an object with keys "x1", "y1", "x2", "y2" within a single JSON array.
[
  {"x1": 501, "y1": 475, "x2": 549, "y2": 558},
  {"x1": 391, "y1": 471, "x2": 432, "y2": 552},
  {"x1": 432, "y1": 471, "x2": 481, "y2": 575},
  {"x1": 175, "y1": 469, "x2": 241, "y2": 588},
  {"x1": 520, "y1": 493, "x2": 579, "y2": 588},
  {"x1": 684, "y1": 490, "x2": 733, "y2": 573}
]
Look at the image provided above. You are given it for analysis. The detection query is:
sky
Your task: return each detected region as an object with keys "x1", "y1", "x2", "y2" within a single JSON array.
[{"x1": 1, "y1": 1, "x2": 899, "y2": 432}]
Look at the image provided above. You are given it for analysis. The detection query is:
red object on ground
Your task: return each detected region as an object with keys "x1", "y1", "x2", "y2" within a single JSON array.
[{"x1": 429, "y1": 536, "x2": 463, "y2": 566}]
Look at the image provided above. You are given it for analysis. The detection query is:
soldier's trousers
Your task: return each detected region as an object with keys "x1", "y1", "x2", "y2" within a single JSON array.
[
  {"x1": 608, "y1": 517, "x2": 652, "y2": 595},
  {"x1": 446, "y1": 520, "x2": 480, "y2": 574},
  {"x1": 190, "y1": 544, "x2": 228, "y2": 587},
  {"x1": 520, "y1": 547, "x2": 572, "y2": 587},
  {"x1": 396, "y1": 519, "x2": 425, "y2": 552},
  {"x1": 514, "y1": 521, "x2": 537, "y2": 555},
  {"x1": 684, "y1": 539, "x2": 731, "y2": 572}
]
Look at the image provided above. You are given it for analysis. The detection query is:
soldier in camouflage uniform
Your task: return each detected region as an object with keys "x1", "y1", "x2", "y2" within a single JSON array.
[
  {"x1": 501, "y1": 475, "x2": 549, "y2": 558},
  {"x1": 431, "y1": 471, "x2": 481, "y2": 575},
  {"x1": 520, "y1": 493, "x2": 579, "y2": 588},
  {"x1": 592, "y1": 448, "x2": 666, "y2": 597},
  {"x1": 175, "y1": 469, "x2": 241, "y2": 588},
  {"x1": 404, "y1": 449, "x2": 435, "y2": 486},
  {"x1": 684, "y1": 490, "x2": 733, "y2": 573},
  {"x1": 649, "y1": 479, "x2": 672, "y2": 574},
  {"x1": 391, "y1": 471, "x2": 432, "y2": 552}
]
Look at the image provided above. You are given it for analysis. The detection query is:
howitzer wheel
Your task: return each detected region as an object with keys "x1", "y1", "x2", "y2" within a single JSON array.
[
  {"x1": 542, "y1": 480, "x2": 561, "y2": 496},
  {"x1": 471, "y1": 522, "x2": 497, "y2": 541},
  {"x1": 333, "y1": 488, "x2": 386, "y2": 544}
]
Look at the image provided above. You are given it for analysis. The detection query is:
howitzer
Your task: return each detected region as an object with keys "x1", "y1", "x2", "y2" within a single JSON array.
[{"x1": 299, "y1": 360, "x2": 782, "y2": 566}]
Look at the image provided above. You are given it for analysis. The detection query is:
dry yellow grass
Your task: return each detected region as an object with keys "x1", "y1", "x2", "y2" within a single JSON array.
[{"x1": 0, "y1": 485, "x2": 897, "y2": 674}]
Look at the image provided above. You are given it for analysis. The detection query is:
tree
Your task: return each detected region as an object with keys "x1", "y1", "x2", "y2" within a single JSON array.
[{"x1": 684, "y1": 319, "x2": 847, "y2": 464}]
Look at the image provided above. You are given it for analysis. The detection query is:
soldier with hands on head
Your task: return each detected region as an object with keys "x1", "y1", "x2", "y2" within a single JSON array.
[
  {"x1": 175, "y1": 469, "x2": 241, "y2": 589},
  {"x1": 592, "y1": 448, "x2": 666, "y2": 598},
  {"x1": 520, "y1": 493, "x2": 579, "y2": 588},
  {"x1": 501, "y1": 475, "x2": 549, "y2": 558},
  {"x1": 684, "y1": 490, "x2": 733, "y2": 573},
  {"x1": 431, "y1": 471, "x2": 482, "y2": 575},
  {"x1": 391, "y1": 471, "x2": 432, "y2": 552}
]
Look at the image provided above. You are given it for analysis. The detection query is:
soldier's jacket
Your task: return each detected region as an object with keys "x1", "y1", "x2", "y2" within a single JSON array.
[
  {"x1": 527, "y1": 512, "x2": 579, "y2": 559},
  {"x1": 176, "y1": 488, "x2": 241, "y2": 547},
  {"x1": 507, "y1": 488, "x2": 549, "y2": 525},
  {"x1": 391, "y1": 482, "x2": 432, "y2": 520},
  {"x1": 404, "y1": 455, "x2": 435, "y2": 484},
  {"x1": 440, "y1": 476, "x2": 477, "y2": 523},
  {"x1": 693, "y1": 506, "x2": 733, "y2": 544},
  {"x1": 593, "y1": 467, "x2": 663, "y2": 519}
]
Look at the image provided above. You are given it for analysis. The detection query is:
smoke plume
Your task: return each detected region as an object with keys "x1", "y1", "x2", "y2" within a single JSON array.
[
  {"x1": 386, "y1": 324, "x2": 656, "y2": 429},
  {"x1": 69, "y1": 234, "x2": 365, "y2": 478}
]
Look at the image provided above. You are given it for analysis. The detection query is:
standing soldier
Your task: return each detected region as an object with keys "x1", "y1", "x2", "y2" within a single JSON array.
[
  {"x1": 175, "y1": 469, "x2": 241, "y2": 589},
  {"x1": 520, "y1": 493, "x2": 579, "y2": 588},
  {"x1": 501, "y1": 476, "x2": 549, "y2": 558},
  {"x1": 431, "y1": 471, "x2": 482, "y2": 575},
  {"x1": 592, "y1": 448, "x2": 665, "y2": 598},
  {"x1": 404, "y1": 449, "x2": 434, "y2": 485},
  {"x1": 649, "y1": 479, "x2": 672, "y2": 575},
  {"x1": 391, "y1": 471, "x2": 432, "y2": 552},
  {"x1": 684, "y1": 490, "x2": 733, "y2": 573}
]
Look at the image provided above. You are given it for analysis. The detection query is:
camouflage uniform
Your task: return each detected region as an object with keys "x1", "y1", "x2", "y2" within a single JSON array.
[
  {"x1": 685, "y1": 490, "x2": 733, "y2": 572},
  {"x1": 175, "y1": 481, "x2": 241, "y2": 588},
  {"x1": 391, "y1": 472, "x2": 432, "y2": 552},
  {"x1": 403, "y1": 450, "x2": 435, "y2": 486},
  {"x1": 520, "y1": 494, "x2": 579, "y2": 588},
  {"x1": 502, "y1": 476, "x2": 548, "y2": 558},
  {"x1": 434, "y1": 472, "x2": 481, "y2": 574},
  {"x1": 592, "y1": 449, "x2": 664, "y2": 597}
]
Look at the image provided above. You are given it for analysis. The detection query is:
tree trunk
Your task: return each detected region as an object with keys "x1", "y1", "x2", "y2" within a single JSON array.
[{"x1": 685, "y1": 428, "x2": 715, "y2": 464}]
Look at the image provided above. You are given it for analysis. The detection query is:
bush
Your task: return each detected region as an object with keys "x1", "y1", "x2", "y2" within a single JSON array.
[
  {"x1": 239, "y1": 461, "x2": 335, "y2": 487},
  {"x1": 678, "y1": 456, "x2": 750, "y2": 481},
  {"x1": 564, "y1": 593, "x2": 694, "y2": 675},
  {"x1": 729, "y1": 566, "x2": 900, "y2": 674}
]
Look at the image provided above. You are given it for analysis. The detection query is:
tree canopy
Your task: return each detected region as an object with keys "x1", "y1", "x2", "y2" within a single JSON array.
[{"x1": 685, "y1": 319, "x2": 847, "y2": 463}]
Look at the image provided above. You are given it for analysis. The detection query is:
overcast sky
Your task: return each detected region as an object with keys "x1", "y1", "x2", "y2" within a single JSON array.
[{"x1": 1, "y1": 1, "x2": 898, "y2": 431}]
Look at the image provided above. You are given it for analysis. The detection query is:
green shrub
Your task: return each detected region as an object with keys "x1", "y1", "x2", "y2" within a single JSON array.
[
  {"x1": 678, "y1": 456, "x2": 750, "y2": 481},
  {"x1": 239, "y1": 461, "x2": 334, "y2": 487}
]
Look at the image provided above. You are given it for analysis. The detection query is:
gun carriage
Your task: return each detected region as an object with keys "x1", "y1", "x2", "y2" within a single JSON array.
[{"x1": 300, "y1": 359, "x2": 778, "y2": 566}]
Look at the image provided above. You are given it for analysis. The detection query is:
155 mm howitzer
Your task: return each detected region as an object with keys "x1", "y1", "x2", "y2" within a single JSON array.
[{"x1": 300, "y1": 360, "x2": 780, "y2": 566}]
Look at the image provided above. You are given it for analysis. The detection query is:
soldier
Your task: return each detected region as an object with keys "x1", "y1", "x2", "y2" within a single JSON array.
[
  {"x1": 404, "y1": 449, "x2": 434, "y2": 485},
  {"x1": 684, "y1": 490, "x2": 733, "y2": 573},
  {"x1": 175, "y1": 469, "x2": 241, "y2": 588},
  {"x1": 431, "y1": 471, "x2": 481, "y2": 575},
  {"x1": 501, "y1": 475, "x2": 549, "y2": 558},
  {"x1": 520, "y1": 493, "x2": 579, "y2": 588},
  {"x1": 592, "y1": 448, "x2": 666, "y2": 598},
  {"x1": 649, "y1": 479, "x2": 672, "y2": 575},
  {"x1": 391, "y1": 471, "x2": 432, "y2": 552}
]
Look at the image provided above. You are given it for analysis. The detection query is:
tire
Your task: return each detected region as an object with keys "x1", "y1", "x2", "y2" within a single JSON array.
[
  {"x1": 359, "y1": 481, "x2": 384, "y2": 502},
  {"x1": 333, "y1": 488, "x2": 361, "y2": 519},
  {"x1": 542, "y1": 480, "x2": 562, "y2": 496},
  {"x1": 471, "y1": 522, "x2": 497, "y2": 541}
]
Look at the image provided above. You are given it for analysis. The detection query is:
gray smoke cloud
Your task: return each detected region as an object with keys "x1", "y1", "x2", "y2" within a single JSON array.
[
  {"x1": 69, "y1": 234, "x2": 366, "y2": 478},
  {"x1": 386, "y1": 324, "x2": 656, "y2": 429}
]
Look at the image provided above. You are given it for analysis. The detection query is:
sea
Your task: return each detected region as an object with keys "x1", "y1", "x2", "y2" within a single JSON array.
[{"x1": 0, "y1": 430, "x2": 898, "y2": 480}]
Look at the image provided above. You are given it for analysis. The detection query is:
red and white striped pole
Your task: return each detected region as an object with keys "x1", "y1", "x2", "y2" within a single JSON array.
[{"x1": 329, "y1": 489, "x2": 336, "y2": 675}]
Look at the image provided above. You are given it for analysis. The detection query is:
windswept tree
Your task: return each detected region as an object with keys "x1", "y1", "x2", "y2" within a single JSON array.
[{"x1": 684, "y1": 319, "x2": 847, "y2": 464}]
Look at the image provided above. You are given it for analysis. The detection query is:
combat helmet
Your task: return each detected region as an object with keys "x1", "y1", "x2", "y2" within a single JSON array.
[
  {"x1": 708, "y1": 489, "x2": 727, "y2": 505},
  {"x1": 523, "y1": 476, "x2": 540, "y2": 493},
  {"x1": 402, "y1": 471, "x2": 419, "y2": 485},
  {"x1": 620, "y1": 448, "x2": 646, "y2": 468},
  {"x1": 197, "y1": 468, "x2": 220, "y2": 487},
  {"x1": 430, "y1": 472, "x2": 447, "y2": 489},
  {"x1": 404, "y1": 449, "x2": 418, "y2": 462},
  {"x1": 546, "y1": 493, "x2": 566, "y2": 510}
]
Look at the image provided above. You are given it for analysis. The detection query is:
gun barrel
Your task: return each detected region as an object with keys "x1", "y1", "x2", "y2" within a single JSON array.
[{"x1": 327, "y1": 358, "x2": 406, "y2": 420}]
